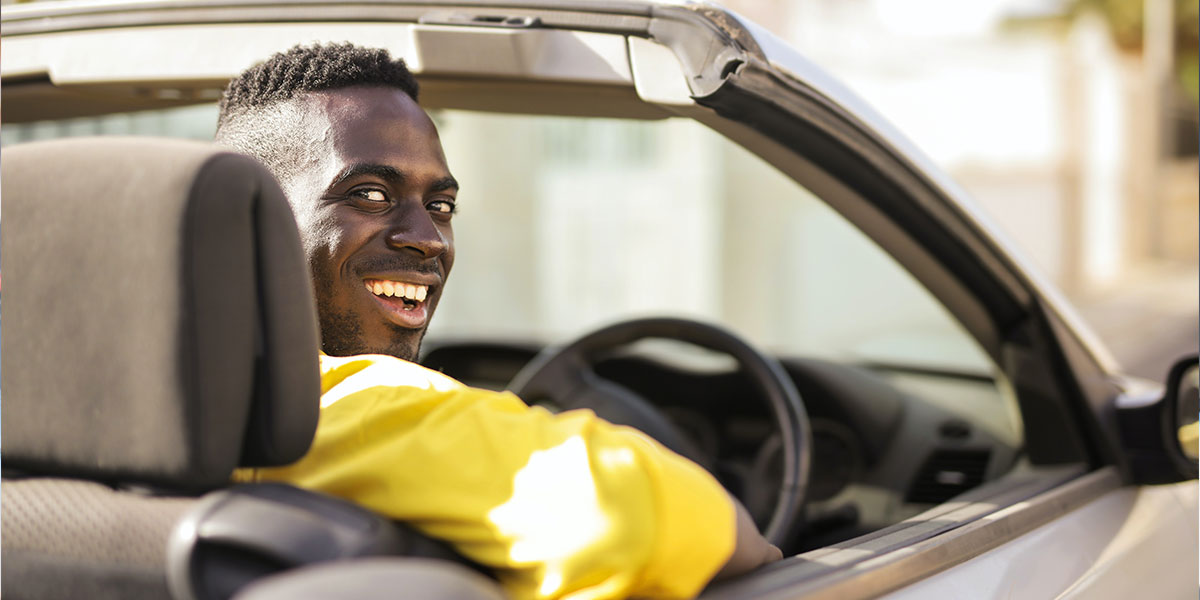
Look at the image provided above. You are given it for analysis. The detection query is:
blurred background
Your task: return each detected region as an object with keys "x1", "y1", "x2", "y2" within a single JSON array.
[
  {"x1": 3, "y1": 0, "x2": 1196, "y2": 381},
  {"x1": 716, "y1": 0, "x2": 1199, "y2": 379}
]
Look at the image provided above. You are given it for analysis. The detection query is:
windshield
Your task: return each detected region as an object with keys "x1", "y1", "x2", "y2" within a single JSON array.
[{"x1": 1, "y1": 104, "x2": 995, "y2": 375}]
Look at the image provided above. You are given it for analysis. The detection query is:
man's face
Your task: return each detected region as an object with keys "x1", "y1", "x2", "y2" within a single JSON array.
[{"x1": 284, "y1": 86, "x2": 456, "y2": 361}]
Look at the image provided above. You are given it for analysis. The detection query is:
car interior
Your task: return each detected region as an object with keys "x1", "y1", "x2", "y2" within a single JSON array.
[{"x1": 0, "y1": 120, "x2": 1029, "y2": 600}]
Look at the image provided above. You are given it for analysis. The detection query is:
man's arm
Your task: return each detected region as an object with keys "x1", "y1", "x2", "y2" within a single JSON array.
[{"x1": 240, "y1": 354, "x2": 772, "y2": 599}]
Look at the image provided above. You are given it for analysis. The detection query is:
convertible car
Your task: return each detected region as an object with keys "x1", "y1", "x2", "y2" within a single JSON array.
[{"x1": 2, "y1": 1, "x2": 1196, "y2": 599}]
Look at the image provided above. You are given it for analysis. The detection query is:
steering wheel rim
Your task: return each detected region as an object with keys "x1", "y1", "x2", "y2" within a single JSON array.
[{"x1": 507, "y1": 317, "x2": 811, "y2": 546}]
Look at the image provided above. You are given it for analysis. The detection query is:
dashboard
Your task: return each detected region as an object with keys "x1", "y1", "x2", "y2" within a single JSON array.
[{"x1": 420, "y1": 338, "x2": 1021, "y2": 554}]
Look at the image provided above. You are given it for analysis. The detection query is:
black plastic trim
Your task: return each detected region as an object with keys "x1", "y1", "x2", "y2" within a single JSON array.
[
  {"x1": 167, "y1": 483, "x2": 484, "y2": 600},
  {"x1": 693, "y1": 63, "x2": 1026, "y2": 335},
  {"x1": 684, "y1": 59, "x2": 1105, "y2": 468}
]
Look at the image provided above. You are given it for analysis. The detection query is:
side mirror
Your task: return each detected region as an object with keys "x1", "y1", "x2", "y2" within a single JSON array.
[
  {"x1": 1165, "y1": 356, "x2": 1198, "y2": 468},
  {"x1": 1117, "y1": 354, "x2": 1199, "y2": 484}
]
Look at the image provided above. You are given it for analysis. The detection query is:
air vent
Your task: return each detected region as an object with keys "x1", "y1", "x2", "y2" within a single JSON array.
[{"x1": 905, "y1": 449, "x2": 990, "y2": 504}]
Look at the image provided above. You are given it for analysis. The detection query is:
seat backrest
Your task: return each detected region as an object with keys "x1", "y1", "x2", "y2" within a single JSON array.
[
  {"x1": 1, "y1": 137, "x2": 322, "y2": 600},
  {"x1": 1, "y1": 137, "x2": 321, "y2": 487}
]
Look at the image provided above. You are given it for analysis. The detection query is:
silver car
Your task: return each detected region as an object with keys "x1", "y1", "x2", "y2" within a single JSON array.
[{"x1": 2, "y1": 1, "x2": 1196, "y2": 599}]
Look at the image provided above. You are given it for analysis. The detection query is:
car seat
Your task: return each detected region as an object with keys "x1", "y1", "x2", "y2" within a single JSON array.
[{"x1": 0, "y1": 137, "x2": 503, "y2": 600}]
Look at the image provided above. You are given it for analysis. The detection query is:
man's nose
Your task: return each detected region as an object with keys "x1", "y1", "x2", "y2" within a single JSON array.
[{"x1": 384, "y1": 203, "x2": 448, "y2": 258}]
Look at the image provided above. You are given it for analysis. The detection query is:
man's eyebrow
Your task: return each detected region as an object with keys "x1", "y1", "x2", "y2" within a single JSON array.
[
  {"x1": 328, "y1": 163, "x2": 405, "y2": 189},
  {"x1": 327, "y1": 164, "x2": 459, "y2": 193},
  {"x1": 431, "y1": 176, "x2": 459, "y2": 193}
]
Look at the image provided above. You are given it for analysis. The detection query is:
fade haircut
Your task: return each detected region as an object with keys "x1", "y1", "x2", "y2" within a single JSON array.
[{"x1": 214, "y1": 43, "x2": 420, "y2": 185}]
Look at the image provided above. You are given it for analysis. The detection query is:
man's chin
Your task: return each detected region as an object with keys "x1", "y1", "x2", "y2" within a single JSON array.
[
  {"x1": 324, "y1": 333, "x2": 422, "y2": 360},
  {"x1": 321, "y1": 338, "x2": 421, "y2": 362},
  {"x1": 377, "y1": 326, "x2": 424, "y2": 362},
  {"x1": 317, "y1": 308, "x2": 423, "y2": 361}
]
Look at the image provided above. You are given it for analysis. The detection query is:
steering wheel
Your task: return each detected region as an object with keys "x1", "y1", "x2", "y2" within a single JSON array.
[{"x1": 507, "y1": 317, "x2": 811, "y2": 546}]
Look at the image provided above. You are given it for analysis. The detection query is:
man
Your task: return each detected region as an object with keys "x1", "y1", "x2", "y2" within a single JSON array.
[{"x1": 217, "y1": 43, "x2": 780, "y2": 600}]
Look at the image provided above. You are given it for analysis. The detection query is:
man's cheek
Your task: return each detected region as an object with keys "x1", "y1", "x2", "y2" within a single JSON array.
[{"x1": 298, "y1": 213, "x2": 351, "y2": 267}]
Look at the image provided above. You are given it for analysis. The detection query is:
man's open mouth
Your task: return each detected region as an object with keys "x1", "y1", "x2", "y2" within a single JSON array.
[{"x1": 364, "y1": 278, "x2": 429, "y2": 311}]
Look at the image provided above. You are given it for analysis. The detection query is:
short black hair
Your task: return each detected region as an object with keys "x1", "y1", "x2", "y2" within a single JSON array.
[
  {"x1": 215, "y1": 43, "x2": 420, "y2": 184},
  {"x1": 218, "y1": 42, "x2": 418, "y2": 121}
]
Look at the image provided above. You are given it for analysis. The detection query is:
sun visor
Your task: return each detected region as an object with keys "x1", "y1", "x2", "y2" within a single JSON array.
[{"x1": 2, "y1": 22, "x2": 674, "y2": 122}]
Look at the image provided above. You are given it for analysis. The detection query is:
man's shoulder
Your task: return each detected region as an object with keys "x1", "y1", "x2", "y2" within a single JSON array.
[{"x1": 318, "y1": 353, "x2": 465, "y2": 400}]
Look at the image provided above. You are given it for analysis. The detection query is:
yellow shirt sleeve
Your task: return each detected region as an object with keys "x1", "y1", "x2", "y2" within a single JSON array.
[{"x1": 234, "y1": 353, "x2": 736, "y2": 600}]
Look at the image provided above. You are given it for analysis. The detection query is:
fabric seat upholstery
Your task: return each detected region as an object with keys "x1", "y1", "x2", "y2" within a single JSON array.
[{"x1": 1, "y1": 137, "x2": 322, "y2": 599}]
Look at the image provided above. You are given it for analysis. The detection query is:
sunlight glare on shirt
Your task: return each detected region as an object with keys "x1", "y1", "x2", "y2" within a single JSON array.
[{"x1": 488, "y1": 435, "x2": 612, "y2": 596}]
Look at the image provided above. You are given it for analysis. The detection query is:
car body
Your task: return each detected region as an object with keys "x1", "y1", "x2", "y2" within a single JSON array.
[{"x1": 2, "y1": 0, "x2": 1196, "y2": 598}]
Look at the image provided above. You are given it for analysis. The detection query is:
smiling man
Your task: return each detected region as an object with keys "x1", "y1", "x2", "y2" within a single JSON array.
[
  {"x1": 216, "y1": 43, "x2": 779, "y2": 600},
  {"x1": 217, "y1": 49, "x2": 454, "y2": 361}
]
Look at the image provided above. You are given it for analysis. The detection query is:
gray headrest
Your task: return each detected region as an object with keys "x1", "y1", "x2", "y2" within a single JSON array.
[{"x1": 1, "y1": 137, "x2": 321, "y2": 489}]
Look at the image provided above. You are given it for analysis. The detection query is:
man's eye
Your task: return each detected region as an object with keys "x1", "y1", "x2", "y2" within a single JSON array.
[
  {"x1": 351, "y1": 189, "x2": 388, "y2": 204},
  {"x1": 428, "y1": 199, "x2": 457, "y2": 215}
]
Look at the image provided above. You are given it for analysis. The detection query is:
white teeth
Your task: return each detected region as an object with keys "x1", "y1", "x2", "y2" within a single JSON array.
[{"x1": 366, "y1": 280, "x2": 429, "y2": 302}]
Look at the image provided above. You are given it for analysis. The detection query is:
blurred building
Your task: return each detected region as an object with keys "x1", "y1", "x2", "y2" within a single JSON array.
[{"x1": 722, "y1": 0, "x2": 1198, "y2": 298}]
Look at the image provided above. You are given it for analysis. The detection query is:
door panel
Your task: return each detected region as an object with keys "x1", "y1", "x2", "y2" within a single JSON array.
[{"x1": 882, "y1": 482, "x2": 1198, "y2": 599}]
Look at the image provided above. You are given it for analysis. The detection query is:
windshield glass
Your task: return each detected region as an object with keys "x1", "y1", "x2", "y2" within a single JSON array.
[{"x1": 2, "y1": 104, "x2": 995, "y2": 375}]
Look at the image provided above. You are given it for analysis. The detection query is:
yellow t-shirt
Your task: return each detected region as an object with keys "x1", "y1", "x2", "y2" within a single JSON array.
[{"x1": 235, "y1": 353, "x2": 736, "y2": 600}]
